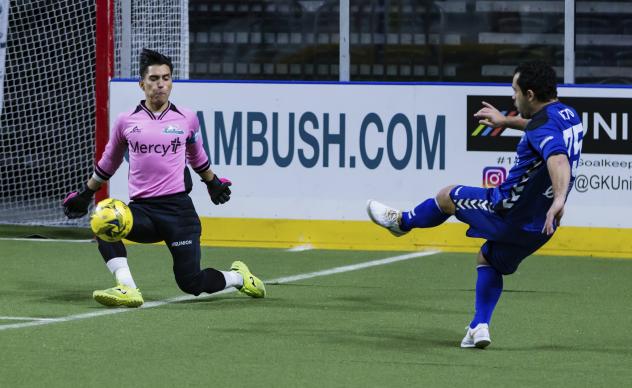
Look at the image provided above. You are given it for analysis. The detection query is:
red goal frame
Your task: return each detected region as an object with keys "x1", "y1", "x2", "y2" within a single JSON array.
[{"x1": 95, "y1": 0, "x2": 114, "y2": 203}]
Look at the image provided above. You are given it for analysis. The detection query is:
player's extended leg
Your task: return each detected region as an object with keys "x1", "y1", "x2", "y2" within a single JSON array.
[
  {"x1": 167, "y1": 235, "x2": 265, "y2": 298},
  {"x1": 168, "y1": 233, "x2": 225, "y2": 295},
  {"x1": 367, "y1": 185, "x2": 454, "y2": 236},
  {"x1": 461, "y1": 248, "x2": 502, "y2": 349},
  {"x1": 92, "y1": 204, "x2": 160, "y2": 307},
  {"x1": 162, "y1": 195, "x2": 265, "y2": 298},
  {"x1": 401, "y1": 185, "x2": 455, "y2": 229}
]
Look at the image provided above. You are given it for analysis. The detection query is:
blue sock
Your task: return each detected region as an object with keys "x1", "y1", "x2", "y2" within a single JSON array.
[
  {"x1": 400, "y1": 198, "x2": 450, "y2": 231},
  {"x1": 470, "y1": 265, "x2": 503, "y2": 328}
]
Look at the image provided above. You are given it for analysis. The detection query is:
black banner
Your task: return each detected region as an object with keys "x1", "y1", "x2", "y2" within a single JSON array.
[{"x1": 467, "y1": 96, "x2": 632, "y2": 155}]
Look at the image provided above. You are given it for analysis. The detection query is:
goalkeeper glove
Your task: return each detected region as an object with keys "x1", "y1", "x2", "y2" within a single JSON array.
[
  {"x1": 63, "y1": 185, "x2": 96, "y2": 219},
  {"x1": 204, "y1": 175, "x2": 232, "y2": 205}
]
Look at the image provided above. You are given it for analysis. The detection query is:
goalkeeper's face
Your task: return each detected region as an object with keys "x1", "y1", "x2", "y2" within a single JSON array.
[{"x1": 140, "y1": 65, "x2": 173, "y2": 110}]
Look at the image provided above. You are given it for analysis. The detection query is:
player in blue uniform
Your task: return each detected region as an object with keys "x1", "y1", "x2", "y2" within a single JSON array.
[{"x1": 367, "y1": 61, "x2": 583, "y2": 349}]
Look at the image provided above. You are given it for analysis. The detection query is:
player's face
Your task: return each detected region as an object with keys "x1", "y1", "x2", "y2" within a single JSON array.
[
  {"x1": 140, "y1": 64, "x2": 172, "y2": 109},
  {"x1": 512, "y1": 72, "x2": 533, "y2": 119}
]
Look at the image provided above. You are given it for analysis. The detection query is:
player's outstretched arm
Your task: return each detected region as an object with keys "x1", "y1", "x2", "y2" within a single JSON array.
[
  {"x1": 543, "y1": 154, "x2": 571, "y2": 235},
  {"x1": 474, "y1": 101, "x2": 529, "y2": 130},
  {"x1": 200, "y1": 170, "x2": 232, "y2": 205},
  {"x1": 62, "y1": 178, "x2": 102, "y2": 218}
]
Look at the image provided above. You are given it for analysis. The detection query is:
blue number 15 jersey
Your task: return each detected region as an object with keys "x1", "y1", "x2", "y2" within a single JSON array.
[{"x1": 492, "y1": 101, "x2": 584, "y2": 232}]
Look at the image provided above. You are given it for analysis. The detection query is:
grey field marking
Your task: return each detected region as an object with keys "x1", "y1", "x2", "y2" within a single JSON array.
[
  {"x1": 0, "y1": 316, "x2": 60, "y2": 321},
  {"x1": 0, "y1": 237, "x2": 94, "y2": 243},
  {"x1": 0, "y1": 250, "x2": 440, "y2": 331}
]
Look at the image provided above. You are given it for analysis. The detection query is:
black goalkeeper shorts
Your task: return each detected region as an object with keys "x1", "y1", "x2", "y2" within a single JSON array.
[{"x1": 126, "y1": 192, "x2": 201, "y2": 245}]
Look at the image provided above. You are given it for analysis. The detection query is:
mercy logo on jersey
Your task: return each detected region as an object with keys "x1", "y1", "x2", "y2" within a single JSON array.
[
  {"x1": 162, "y1": 125, "x2": 184, "y2": 135},
  {"x1": 129, "y1": 137, "x2": 182, "y2": 156}
]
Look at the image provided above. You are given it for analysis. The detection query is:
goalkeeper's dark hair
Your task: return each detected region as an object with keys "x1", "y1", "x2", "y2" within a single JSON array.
[
  {"x1": 513, "y1": 60, "x2": 557, "y2": 102},
  {"x1": 139, "y1": 48, "x2": 173, "y2": 78}
]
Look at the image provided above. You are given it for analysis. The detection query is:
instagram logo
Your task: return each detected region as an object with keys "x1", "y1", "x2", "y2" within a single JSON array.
[{"x1": 482, "y1": 166, "x2": 507, "y2": 188}]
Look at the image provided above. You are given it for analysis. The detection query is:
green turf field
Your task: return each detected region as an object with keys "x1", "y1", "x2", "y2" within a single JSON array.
[{"x1": 0, "y1": 239, "x2": 630, "y2": 387}]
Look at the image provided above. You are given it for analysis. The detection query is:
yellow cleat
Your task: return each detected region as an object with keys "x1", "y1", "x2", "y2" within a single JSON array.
[
  {"x1": 231, "y1": 260, "x2": 266, "y2": 298},
  {"x1": 93, "y1": 284, "x2": 144, "y2": 308}
]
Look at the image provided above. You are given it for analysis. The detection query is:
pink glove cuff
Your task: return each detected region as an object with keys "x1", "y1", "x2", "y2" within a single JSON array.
[{"x1": 63, "y1": 191, "x2": 78, "y2": 205}]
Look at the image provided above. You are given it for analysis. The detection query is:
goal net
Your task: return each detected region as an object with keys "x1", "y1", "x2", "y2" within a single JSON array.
[
  {"x1": 114, "y1": 0, "x2": 189, "y2": 79},
  {"x1": 0, "y1": 0, "x2": 188, "y2": 226}
]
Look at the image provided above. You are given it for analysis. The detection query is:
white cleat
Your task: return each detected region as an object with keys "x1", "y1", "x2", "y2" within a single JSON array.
[
  {"x1": 366, "y1": 200, "x2": 408, "y2": 237},
  {"x1": 460, "y1": 323, "x2": 491, "y2": 349}
]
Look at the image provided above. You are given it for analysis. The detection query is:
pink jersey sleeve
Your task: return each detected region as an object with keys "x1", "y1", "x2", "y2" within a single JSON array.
[
  {"x1": 94, "y1": 112, "x2": 129, "y2": 181},
  {"x1": 184, "y1": 110, "x2": 210, "y2": 174}
]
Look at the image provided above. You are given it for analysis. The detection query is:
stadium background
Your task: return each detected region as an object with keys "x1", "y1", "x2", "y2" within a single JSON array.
[
  {"x1": 1, "y1": 2, "x2": 632, "y2": 387},
  {"x1": 2, "y1": 0, "x2": 630, "y2": 256}
]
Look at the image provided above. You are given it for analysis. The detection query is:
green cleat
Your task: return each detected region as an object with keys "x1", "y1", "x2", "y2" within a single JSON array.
[
  {"x1": 230, "y1": 260, "x2": 266, "y2": 298},
  {"x1": 93, "y1": 284, "x2": 144, "y2": 308}
]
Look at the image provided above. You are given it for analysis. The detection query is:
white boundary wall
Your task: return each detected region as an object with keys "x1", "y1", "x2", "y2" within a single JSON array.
[{"x1": 110, "y1": 81, "x2": 632, "y2": 228}]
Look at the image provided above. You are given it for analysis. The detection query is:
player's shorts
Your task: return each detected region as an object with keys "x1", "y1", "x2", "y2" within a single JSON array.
[
  {"x1": 127, "y1": 192, "x2": 201, "y2": 244},
  {"x1": 449, "y1": 185, "x2": 551, "y2": 275}
]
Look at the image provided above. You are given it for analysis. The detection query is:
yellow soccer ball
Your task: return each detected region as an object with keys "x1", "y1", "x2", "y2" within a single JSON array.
[{"x1": 90, "y1": 198, "x2": 133, "y2": 242}]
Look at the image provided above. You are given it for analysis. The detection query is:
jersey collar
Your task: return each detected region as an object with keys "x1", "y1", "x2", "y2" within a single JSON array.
[{"x1": 133, "y1": 100, "x2": 183, "y2": 120}]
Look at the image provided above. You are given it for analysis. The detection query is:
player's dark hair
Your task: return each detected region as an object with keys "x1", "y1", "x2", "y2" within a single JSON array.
[
  {"x1": 513, "y1": 60, "x2": 557, "y2": 102},
  {"x1": 139, "y1": 48, "x2": 173, "y2": 78}
]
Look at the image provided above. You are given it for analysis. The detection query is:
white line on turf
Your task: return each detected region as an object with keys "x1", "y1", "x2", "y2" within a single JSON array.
[
  {"x1": 0, "y1": 316, "x2": 60, "y2": 321},
  {"x1": 0, "y1": 250, "x2": 439, "y2": 332},
  {"x1": 0, "y1": 237, "x2": 94, "y2": 243}
]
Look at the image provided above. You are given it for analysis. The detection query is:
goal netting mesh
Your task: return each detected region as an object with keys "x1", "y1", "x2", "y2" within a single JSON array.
[
  {"x1": 114, "y1": 0, "x2": 189, "y2": 79},
  {"x1": 0, "y1": 0, "x2": 188, "y2": 226}
]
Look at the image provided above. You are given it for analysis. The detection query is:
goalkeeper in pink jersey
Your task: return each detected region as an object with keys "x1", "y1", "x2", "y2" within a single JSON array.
[{"x1": 62, "y1": 49, "x2": 265, "y2": 307}]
